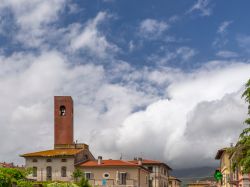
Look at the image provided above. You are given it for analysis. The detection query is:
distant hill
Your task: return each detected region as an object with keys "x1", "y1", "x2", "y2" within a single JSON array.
[{"x1": 170, "y1": 167, "x2": 216, "y2": 185}]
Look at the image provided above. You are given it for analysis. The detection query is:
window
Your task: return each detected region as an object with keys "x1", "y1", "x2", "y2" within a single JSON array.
[
  {"x1": 32, "y1": 159, "x2": 37, "y2": 163},
  {"x1": 46, "y1": 166, "x2": 52, "y2": 181},
  {"x1": 61, "y1": 159, "x2": 67, "y2": 162},
  {"x1": 46, "y1": 159, "x2": 52, "y2": 162},
  {"x1": 119, "y1": 172, "x2": 127, "y2": 185},
  {"x1": 103, "y1": 173, "x2": 110, "y2": 179},
  {"x1": 61, "y1": 166, "x2": 67, "y2": 177},
  {"x1": 32, "y1": 167, "x2": 37, "y2": 177},
  {"x1": 60, "y1": 105, "x2": 66, "y2": 116},
  {"x1": 85, "y1": 172, "x2": 92, "y2": 180},
  {"x1": 148, "y1": 166, "x2": 153, "y2": 172}
]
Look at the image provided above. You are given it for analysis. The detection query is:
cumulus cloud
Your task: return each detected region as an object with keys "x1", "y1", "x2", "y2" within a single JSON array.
[
  {"x1": 0, "y1": 1, "x2": 249, "y2": 171},
  {"x1": 0, "y1": 0, "x2": 68, "y2": 47},
  {"x1": 69, "y1": 11, "x2": 119, "y2": 58},
  {"x1": 139, "y1": 18, "x2": 169, "y2": 39}
]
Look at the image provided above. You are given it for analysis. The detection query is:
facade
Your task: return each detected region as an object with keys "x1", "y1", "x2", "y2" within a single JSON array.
[
  {"x1": 229, "y1": 151, "x2": 250, "y2": 187},
  {"x1": 215, "y1": 148, "x2": 231, "y2": 187},
  {"x1": 21, "y1": 147, "x2": 95, "y2": 181},
  {"x1": 0, "y1": 162, "x2": 15, "y2": 168},
  {"x1": 79, "y1": 157, "x2": 150, "y2": 187},
  {"x1": 187, "y1": 181, "x2": 217, "y2": 187},
  {"x1": 21, "y1": 96, "x2": 172, "y2": 186},
  {"x1": 129, "y1": 159, "x2": 172, "y2": 187},
  {"x1": 168, "y1": 176, "x2": 181, "y2": 187}
]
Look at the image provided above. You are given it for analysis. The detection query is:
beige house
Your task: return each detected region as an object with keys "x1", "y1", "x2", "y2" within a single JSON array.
[
  {"x1": 129, "y1": 159, "x2": 172, "y2": 187},
  {"x1": 78, "y1": 157, "x2": 150, "y2": 187},
  {"x1": 215, "y1": 148, "x2": 231, "y2": 187},
  {"x1": 21, "y1": 144, "x2": 95, "y2": 181},
  {"x1": 168, "y1": 176, "x2": 181, "y2": 187}
]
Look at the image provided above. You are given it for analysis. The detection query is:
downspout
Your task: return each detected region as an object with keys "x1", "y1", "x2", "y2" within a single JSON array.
[{"x1": 138, "y1": 168, "x2": 141, "y2": 187}]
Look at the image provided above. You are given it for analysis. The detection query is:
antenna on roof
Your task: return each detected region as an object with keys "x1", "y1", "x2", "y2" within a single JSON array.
[{"x1": 120, "y1": 153, "x2": 123, "y2": 160}]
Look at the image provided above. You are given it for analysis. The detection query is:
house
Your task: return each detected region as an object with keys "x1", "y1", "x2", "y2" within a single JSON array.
[
  {"x1": 187, "y1": 181, "x2": 216, "y2": 187},
  {"x1": 78, "y1": 156, "x2": 150, "y2": 187},
  {"x1": 215, "y1": 148, "x2": 231, "y2": 187},
  {"x1": 0, "y1": 162, "x2": 15, "y2": 168},
  {"x1": 168, "y1": 176, "x2": 181, "y2": 187},
  {"x1": 21, "y1": 145, "x2": 95, "y2": 181},
  {"x1": 229, "y1": 149, "x2": 250, "y2": 187},
  {"x1": 129, "y1": 158, "x2": 172, "y2": 187}
]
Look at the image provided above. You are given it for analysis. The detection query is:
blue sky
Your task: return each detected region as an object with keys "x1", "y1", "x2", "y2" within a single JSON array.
[
  {"x1": 2, "y1": 0, "x2": 250, "y2": 69},
  {"x1": 0, "y1": 0, "x2": 250, "y2": 169}
]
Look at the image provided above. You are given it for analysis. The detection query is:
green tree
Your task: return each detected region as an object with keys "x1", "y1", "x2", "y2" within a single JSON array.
[
  {"x1": 78, "y1": 177, "x2": 91, "y2": 187},
  {"x1": 72, "y1": 169, "x2": 83, "y2": 183},
  {"x1": 232, "y1": 78, "x2": 250, "y2": 173}
]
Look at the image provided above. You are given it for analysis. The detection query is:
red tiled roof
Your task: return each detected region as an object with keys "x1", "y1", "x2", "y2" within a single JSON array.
[
  {"x1": 80, "y1": 160, "x2": 139, "y2": 167},
  {"x1": 21, "y1": 149, "x2": 82, "y2": 157},
  {"x1": 129, "y1": 159, "x2": 172, "y2": 170},
  {"x1": 215, "y1": 148, "x2": 227, "y2": 160},
  {"x1": 0, "y1": 162, "x2": 14, "y2": 168}
]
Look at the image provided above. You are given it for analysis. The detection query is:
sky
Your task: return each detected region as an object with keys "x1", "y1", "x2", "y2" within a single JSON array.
[{"x1": 0, "y1": 0, "x2": 250, "y2": 169}]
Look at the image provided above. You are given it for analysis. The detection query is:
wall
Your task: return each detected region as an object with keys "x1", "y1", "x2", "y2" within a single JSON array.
[
  {"x1": 25, "y1": 157, "x2": 75, "y2": 181},
  {"x1": 79, "y1": 166, "x2": 149, "y2": 187}
]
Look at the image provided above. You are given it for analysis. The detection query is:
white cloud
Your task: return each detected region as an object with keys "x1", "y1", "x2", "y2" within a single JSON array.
[
  {"x1": 188, "y1": 0, "x2": 212, "y2": 16},
  {"x1": 217, "y1": 21, "x2": 233, "y2": 34},
  {"x1": 69, "y1": 12, "x2": 119, "y2": 58},
  {"x1": 0, "y1": 0, "x2": 68, "y2": 47},
  {"x1": 139, "y1": 19, "x2": 169, "y2": 39},
  {"x1": 148, "y1": 46, "x2": 197, "y2": 65},
  {"x1": 216, "y1": 50, "x2": 238, "y2": 58},
  {"x1": 115, "y1": 62, "x2": 250, "y2": 168}
]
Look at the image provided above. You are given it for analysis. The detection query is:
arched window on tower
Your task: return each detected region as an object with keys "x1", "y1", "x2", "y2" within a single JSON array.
[{"x1": 60, "y1": 105, "x2": 66, "y2": 116}]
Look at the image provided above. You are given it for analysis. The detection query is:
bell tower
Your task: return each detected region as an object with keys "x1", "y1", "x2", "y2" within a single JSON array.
[{"x1": 54, "y1": 96, "x2": 74, "y2": 147}]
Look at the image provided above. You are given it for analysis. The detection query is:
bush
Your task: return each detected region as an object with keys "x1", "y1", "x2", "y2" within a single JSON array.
[{"x1": 0, "y1": 171, "x2": 11, "y2": 187}]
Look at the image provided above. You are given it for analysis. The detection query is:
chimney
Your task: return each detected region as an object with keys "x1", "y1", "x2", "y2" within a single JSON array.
[
  {"x1": 138, "y1": 157, "x2": 142, "y2": 165},
  {"x1": 98, "y1": 156, "x2": 102, "y2": 165}
]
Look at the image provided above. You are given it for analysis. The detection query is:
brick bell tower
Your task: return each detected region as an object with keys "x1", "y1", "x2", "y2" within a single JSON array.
[{"x1": 54, "y1": 96, "x2": 74, "y2": 148}]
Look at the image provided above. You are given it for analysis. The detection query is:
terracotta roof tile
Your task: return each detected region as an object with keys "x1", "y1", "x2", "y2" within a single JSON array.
[
  {"x1": 21, "y1": 149, "x2": 82, "y2": 157},
  {"x1": 129, "y1": 159, "x2": 172, "y2": 170},
  {"x1": 80, "y1": 160, "x2": 139, "y2": 167}
]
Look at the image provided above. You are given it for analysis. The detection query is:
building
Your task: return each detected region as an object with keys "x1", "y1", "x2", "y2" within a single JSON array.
[
  {"x1": 0, "y1": 162, "x2": 15, "y2": 168},
  {"x1": 229, "y1": 149, "x2": 250, "y2": 187},
  {"x1": 78, "y1": 156, "x2": 150, "y2": 187},
  {"x1": 215, "y1": 148, "x2": 231, "y2": 187},
  {"x1": 187, "y1": 181, "x2": 216, "y2": 187},
  {"x1": 21, "y1": 96, "x2": 95, "y2": 181},
  {"x1": 21, "y1": 96, "x2": 172, "y2": 186},
  {"x1": 168, "y1": 176, "x2": 181, "y2": 187},
  {"x1": 129, "y1": 159, "x2": 172, "y2": 187}
]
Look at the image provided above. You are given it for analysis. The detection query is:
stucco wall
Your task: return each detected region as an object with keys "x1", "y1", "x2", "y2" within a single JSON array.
[
  {"x1": 79, "y1": 166, "x2": 149, "y2": 187},
  {"x1": 25, "y1": 157, "x2": 75, "y2": 181}
]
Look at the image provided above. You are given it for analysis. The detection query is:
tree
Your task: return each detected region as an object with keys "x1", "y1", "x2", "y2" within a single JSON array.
[
  {"x1": 72, "y1": 169, "x2": 83, "y2": 183},
  {"x1": 78, "y1": 177, "x2": 91, "y2": 187},
  {"x1": 232, "y1": 78, "x2": 250, "y2": 173}
]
